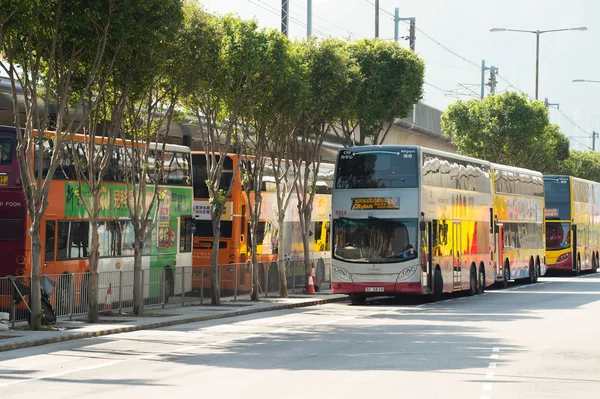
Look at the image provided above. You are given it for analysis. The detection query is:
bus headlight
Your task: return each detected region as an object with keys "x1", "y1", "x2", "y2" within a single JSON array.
[
  {"x1": 397, "y1": 266, "x2": 417, "y2": 281},
  {"x1": 333, "y1": 266, "x2": 352, "y2": 282}
]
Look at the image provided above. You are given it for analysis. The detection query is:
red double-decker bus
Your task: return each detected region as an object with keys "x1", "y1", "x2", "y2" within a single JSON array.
[{"x1": 0, "y1": 125, "x2": 27, "y2": 277}]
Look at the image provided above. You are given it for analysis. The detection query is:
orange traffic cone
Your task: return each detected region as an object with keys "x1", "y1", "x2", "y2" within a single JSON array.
[
  {"x1": 306, "y1": 264, "x2": 316, "y2": 295},
  {"x1": 100, "y1": 283, "x2": 113, "y2": 316}
]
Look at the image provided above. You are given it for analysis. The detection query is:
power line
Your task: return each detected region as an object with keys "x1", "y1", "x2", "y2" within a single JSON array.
[{"x1": 553, "y1": 108, "x2": 593, "y2": 150}]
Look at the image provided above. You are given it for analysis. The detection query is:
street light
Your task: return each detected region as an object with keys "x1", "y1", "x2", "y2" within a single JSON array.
[
  {"x1": 573, "y1": 79, "x2": 600, "y2": 83},
  {"x1": 490, "y1": 26, "x2": 588, "y2": 100}
]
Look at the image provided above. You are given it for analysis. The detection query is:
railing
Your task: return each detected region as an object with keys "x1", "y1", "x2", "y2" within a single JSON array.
[{"x1": 0, "y1": 257, "x2": 331, "y2": 326}]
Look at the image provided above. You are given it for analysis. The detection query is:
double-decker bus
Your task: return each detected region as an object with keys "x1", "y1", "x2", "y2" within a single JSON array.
[
  {"x1": 190, "y1": 152, "x2": 332, "y2": 294},
  {"x1": 0, "y1": 125, "x2": 194, "y2": 300},
  {"x1": 544, "y1": 175, "x2": 600, "y2": 275},
  {"x1": 492, "y1": 164, "x2": 546, "y2": 286},
  {"x1": 331, "y1": 145, "x2": 545, "y2": 303}
]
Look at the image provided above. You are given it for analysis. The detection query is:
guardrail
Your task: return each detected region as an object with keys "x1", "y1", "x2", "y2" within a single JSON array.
[{"x1": 0, "y1": 257, "x2": 331, "y2": 326}]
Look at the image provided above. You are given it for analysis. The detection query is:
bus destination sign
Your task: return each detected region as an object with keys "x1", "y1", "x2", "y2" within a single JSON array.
[{"x1": 351, "y1": 197, "x2": 400, "y2": 210}]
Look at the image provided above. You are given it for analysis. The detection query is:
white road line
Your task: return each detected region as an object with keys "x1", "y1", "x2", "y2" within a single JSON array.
[
  {"x1": 492, "y1": 347, "x2": 500, "y2": 352},
  {"x1": 490, "y1": 353, "x2": 499, "y2": 360},
  {"x1": 489, "y1": 362, "x2": 497, "y2": 368},
  {"x1": 483, "y1": 383, "x2": 493, "y2": 391},
  {"x1": 481, "y1": 347, "x2": 500, "y2": 398},
  {"x1": 486, "y1": 372, "x2": 495, "y2": 379}
]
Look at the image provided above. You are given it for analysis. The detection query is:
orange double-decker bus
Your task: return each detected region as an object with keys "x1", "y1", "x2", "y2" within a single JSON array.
[
  {"x1": 0, "y1": 126, "x2": 194, "y2": 301},
  {"x1": 190, "y1": 152, "x2": 332, "y2": 295}
]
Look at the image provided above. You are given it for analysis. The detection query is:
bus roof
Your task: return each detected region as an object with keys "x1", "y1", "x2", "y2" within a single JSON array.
[
  {"x1": 491, "y1": 162, "x2": 543, "y2": 177},
  {"x1": 546, "y1": 174, "x2": 600, "y2": 186}
]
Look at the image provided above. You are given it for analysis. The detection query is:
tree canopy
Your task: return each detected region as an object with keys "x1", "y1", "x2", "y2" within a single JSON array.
[{"x1": 441, "y1": 92, "x2": 570, "y2": 173}]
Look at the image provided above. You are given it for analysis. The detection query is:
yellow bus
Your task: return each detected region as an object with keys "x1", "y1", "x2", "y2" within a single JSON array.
[
  {"x1": 544, "y1": 175, "x2": 600, "y2": 275},
  {"x1": 492, "y1": 164, "x2": 546, "y2": 286}
]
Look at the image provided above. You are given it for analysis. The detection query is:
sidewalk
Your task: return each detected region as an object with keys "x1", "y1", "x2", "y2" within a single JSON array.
[{"x1": 0, "y1": 291, "x2": 348, "y2": 352}]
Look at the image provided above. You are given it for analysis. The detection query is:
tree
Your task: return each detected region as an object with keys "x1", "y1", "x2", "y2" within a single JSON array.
[
  {"x1": 237, "y1": 28, "x2": 295, "y2": 301},
  {"x1": 181, "y1": 11, "x2": 272, "y2": 305},
  {"x1": 333, "y1": 38, "x2": 425, "y2": 146},
  {"x1": 0, "y1": 0, "x2": 120, "y2": 329},
  {"x1": 554, "y1": 150, "x2": 600, "y2": 181},
  {"x1": 442, "y1": 92, "x2": 570, "y2": 172},
  {"x1": 292, "y1": 38, "x2": 356, "y2": 287}
]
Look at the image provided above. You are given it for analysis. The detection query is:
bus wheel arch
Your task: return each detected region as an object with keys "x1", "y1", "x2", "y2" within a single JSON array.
[
  {"x1": 349, "y1": 294, "x2": 366, "y2": 305},
  {"x1": 477, "y1": 262, "x2": 485, "y2": 294}
]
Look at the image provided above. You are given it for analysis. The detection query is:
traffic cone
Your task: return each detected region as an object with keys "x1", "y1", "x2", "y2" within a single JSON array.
[
  {"x1": 306, "y1": 264, "x2": 316, "y2": 295},
  {"x1": 100, "y1": 283, "x2": 113, "y2": 316}
]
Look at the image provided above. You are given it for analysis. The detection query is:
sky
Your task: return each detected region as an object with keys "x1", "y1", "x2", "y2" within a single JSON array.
[{"x1": 200, "y1": 0, "x2": 600, "y2": 151}]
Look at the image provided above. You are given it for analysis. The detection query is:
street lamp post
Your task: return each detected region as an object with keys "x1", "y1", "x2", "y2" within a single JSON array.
[
  {"x1": 573, "y1": 79, "x2": 600, "y2": 84},
  {"x1": 490, "y1": 26, "x2": 587, "y2": 100}
]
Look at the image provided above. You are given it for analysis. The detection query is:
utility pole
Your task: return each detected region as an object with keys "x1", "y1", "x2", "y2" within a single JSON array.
[
  {"x1": 307, "y1": 0, "x2": 312, "y2": 37},
  {"x1": 375, "y1": 0, "x2": 379, "y2": 38},
  {"x1": 480, "y1": 60, "x2": 498, "y2": 98},
  {"x1": 393, "y1": 10, "x2": 416, "y2": 51},
  {"x1": 487, "y1": 66, "x2": 498, "y2": 95},
  {"x1": 281, "y1": 0, "x2": 289, "y2": 37},
  {"x1": 544, "y1": 98, "x2": 560, "y2": 109},
  {"x1": 593, "y1": 131, "x2": 598, "y2": 151}
]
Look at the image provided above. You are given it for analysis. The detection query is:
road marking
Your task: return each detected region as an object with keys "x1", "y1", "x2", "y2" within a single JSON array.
[
  {"x1": 481, "y1": 347, "x2": 500, "y2": 398},
  {"x1": 492, "y1": 347, "x2": 500, "y2": 352},
  {"x1": 490, "y1": 353, "x2": 498, "y2": 359},
  {"x1": 486, "y1": 372, "x2": 494, "y2": 379},
  {"x1": 489, "y1": 362, "x2": 497, "y2": 368},
  {"x1": 483, "y1": 383, "x2": 492, "y2": 391}
]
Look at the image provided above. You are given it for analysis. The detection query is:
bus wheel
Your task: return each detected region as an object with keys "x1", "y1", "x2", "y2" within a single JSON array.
[
  {"x1": 477, "y1": 266, "x2": 485, "y2": 295},
  {"x1": 349, "y1": 294, "x2": 366, "y2": 305},
  {"x1": 433, "y1": 267, "x2": 443, "y2": 301},
  {"x1": 503, "y1": 263, "x2": 510, "y2": 289},
  {"x1": 573, "y1": 258, "x2": 581, "y2": 277},
  {"x1": 593, "y1": 255, "x2": 598, "y2": 273},
  {"x1": 528, "y1": 259, "x2": 535, "y2": 284},
  {"x1": 468, "y1": 266, "x2": 477, "y2": 296}
]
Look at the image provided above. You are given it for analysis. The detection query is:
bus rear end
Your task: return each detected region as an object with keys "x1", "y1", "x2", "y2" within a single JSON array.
[
  {"x1": 0, "y1": 126, "x2": 27, "y2": 277},
  {"x1": 544, "y1": 176, "x2": 573, "y2": 272},
  {"x1": 331, "y1": 146, "x2": 422, "y2": 303}
]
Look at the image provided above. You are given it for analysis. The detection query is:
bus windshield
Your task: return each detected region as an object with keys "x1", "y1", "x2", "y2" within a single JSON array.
[
  {"x1": 546, "y1": 222, "x2": 570, "y2": 250},
  {"x1": 333, "y1": 217, "x2": 417, "y2": 263},
  {"x1": 335, "y1": 149, "x2": 418, "y2": 189},
  {"x1": 0, "y1": 138, "x2": 12, "y2": 164},
  {"x1": 544, "y1": 177, "x2": 570, "y2": 220}
]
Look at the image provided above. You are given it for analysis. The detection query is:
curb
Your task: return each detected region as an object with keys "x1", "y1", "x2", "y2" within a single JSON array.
[{"x1": 0, "y1": 295, "x2": 348, "y2": 353}]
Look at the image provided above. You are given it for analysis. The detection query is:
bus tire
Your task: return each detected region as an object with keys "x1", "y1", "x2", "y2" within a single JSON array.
[
  {"x1": 593, "y1": 254, "x2": 598, "y2": 273},
  {"x1": 573, "y1": 258, "x2": 581, "y2": 276},
  {"x1": 433, "y1": 267, "x2": 443, "y2": 301},
  {"x1": 349, "y1": 294, "x2": 366, "y2": 304},
  {"x1": 503, "y1": 262, "x2": 510, "y2": 289},
  {"x1": 468, "y1": 266, "x2": 477, "y2": 296},
  {"x1": 477, "y1": 264, "x2": 485, "y2": 294},
  {"x1": 528, "y1": 258, "x2": 535, "y2": 284}
]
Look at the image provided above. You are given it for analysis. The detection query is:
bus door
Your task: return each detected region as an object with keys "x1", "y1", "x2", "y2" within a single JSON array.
[
  {"x1": 452, "y1": 222, "x2": 462, "y2": 290},
  {"x1": 426, "y1": 221, "x2": 433, "y2": 290},
  {"x1": 496, "y1": 224, "x2": 504, "y2": 280},
  {"x1": 421, "y1": 221, "x2": 433, "y2": 292}
]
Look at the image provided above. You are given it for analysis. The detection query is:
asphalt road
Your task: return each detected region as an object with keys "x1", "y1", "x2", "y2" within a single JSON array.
[{"x1": 0, "y1": 273, "x2": 599, "y2": 399}]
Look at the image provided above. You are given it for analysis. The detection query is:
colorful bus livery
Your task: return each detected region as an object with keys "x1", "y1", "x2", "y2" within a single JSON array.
[
  {"x1": 544, "y1": 175, "x2": 600, "y2": 275},
  {"x1": 0, "y1": 125, "x2": 194, "y2": 302},
  {"x1": 332, "y1": 145, "x2": 545, "y2": 304}
]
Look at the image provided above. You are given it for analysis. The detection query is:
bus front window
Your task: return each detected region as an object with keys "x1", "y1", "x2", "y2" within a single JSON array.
[{"x1": 333, "y1": 218, "x2": 417, "y2": 263}]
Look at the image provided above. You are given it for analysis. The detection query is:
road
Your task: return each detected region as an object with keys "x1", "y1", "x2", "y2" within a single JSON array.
[{"x1": 0, "y1": 274, "x2": 599, "y2": 399}]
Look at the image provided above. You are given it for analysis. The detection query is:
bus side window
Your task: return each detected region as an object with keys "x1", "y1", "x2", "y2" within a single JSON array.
[{"x1": 45, "y1": 220, "x2": 56, "y2": 262}]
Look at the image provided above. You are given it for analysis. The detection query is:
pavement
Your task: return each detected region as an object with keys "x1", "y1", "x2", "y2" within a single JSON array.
[{"x1": 0, "y1": 290, "x2": 348, "y2": 352}]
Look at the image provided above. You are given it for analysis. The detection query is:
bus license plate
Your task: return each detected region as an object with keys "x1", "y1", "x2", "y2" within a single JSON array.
[
  {"x1": 365, "y1": 287, "x2": 384, "y2": 292},
  {"x1": 0, "y1": 175, "x2": 7, "y2": 186}
]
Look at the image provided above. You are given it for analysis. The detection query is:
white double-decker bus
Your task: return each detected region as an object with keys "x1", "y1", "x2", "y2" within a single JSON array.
[{"x1": 332, "y1": 145, "x2": 503, "y2": 303}]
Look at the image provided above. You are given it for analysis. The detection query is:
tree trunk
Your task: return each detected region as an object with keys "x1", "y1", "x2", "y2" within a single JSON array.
[
  {"x1": 133, "y1": 245, "x2": 143, "y2": 315},
  {"x1": 299, "y1": 209, "x2": 312, "y2": 290},
  {"x1": 87, "y1": 219, "x2": 100, "y2": 323},
  {"x1": 210, "y1": 231, "x2": 220, "y2": 305},
  {"x1": 250, "y1": 249, "x2": 259, "y2": 301},
  {"x1": 29, "y1": 225, "x2": 43, "y2": 329},
  {"x1": 277, "y1": 216, "x2": 288, "y2": 298}
]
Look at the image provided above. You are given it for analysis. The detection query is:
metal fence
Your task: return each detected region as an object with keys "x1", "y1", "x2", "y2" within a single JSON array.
[{"x1": 0, "y1": 257, "x2": 331, "y2": 325}]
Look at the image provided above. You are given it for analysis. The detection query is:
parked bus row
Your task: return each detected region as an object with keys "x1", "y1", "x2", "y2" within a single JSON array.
[
  {"x1": 331, "y1": 145, "x2": 598, "y2": 304},
  {"x1": 0, "y1": 126, "x2": 333, "y2": 305}
]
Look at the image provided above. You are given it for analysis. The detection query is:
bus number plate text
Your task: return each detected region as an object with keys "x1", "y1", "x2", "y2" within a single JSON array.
[
  {"x1": 0, "y1": 175, "x2": 7, "y2": 186},
  {"x1": 365, "y1": 287, "x2": 384, "y2": 292}
]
